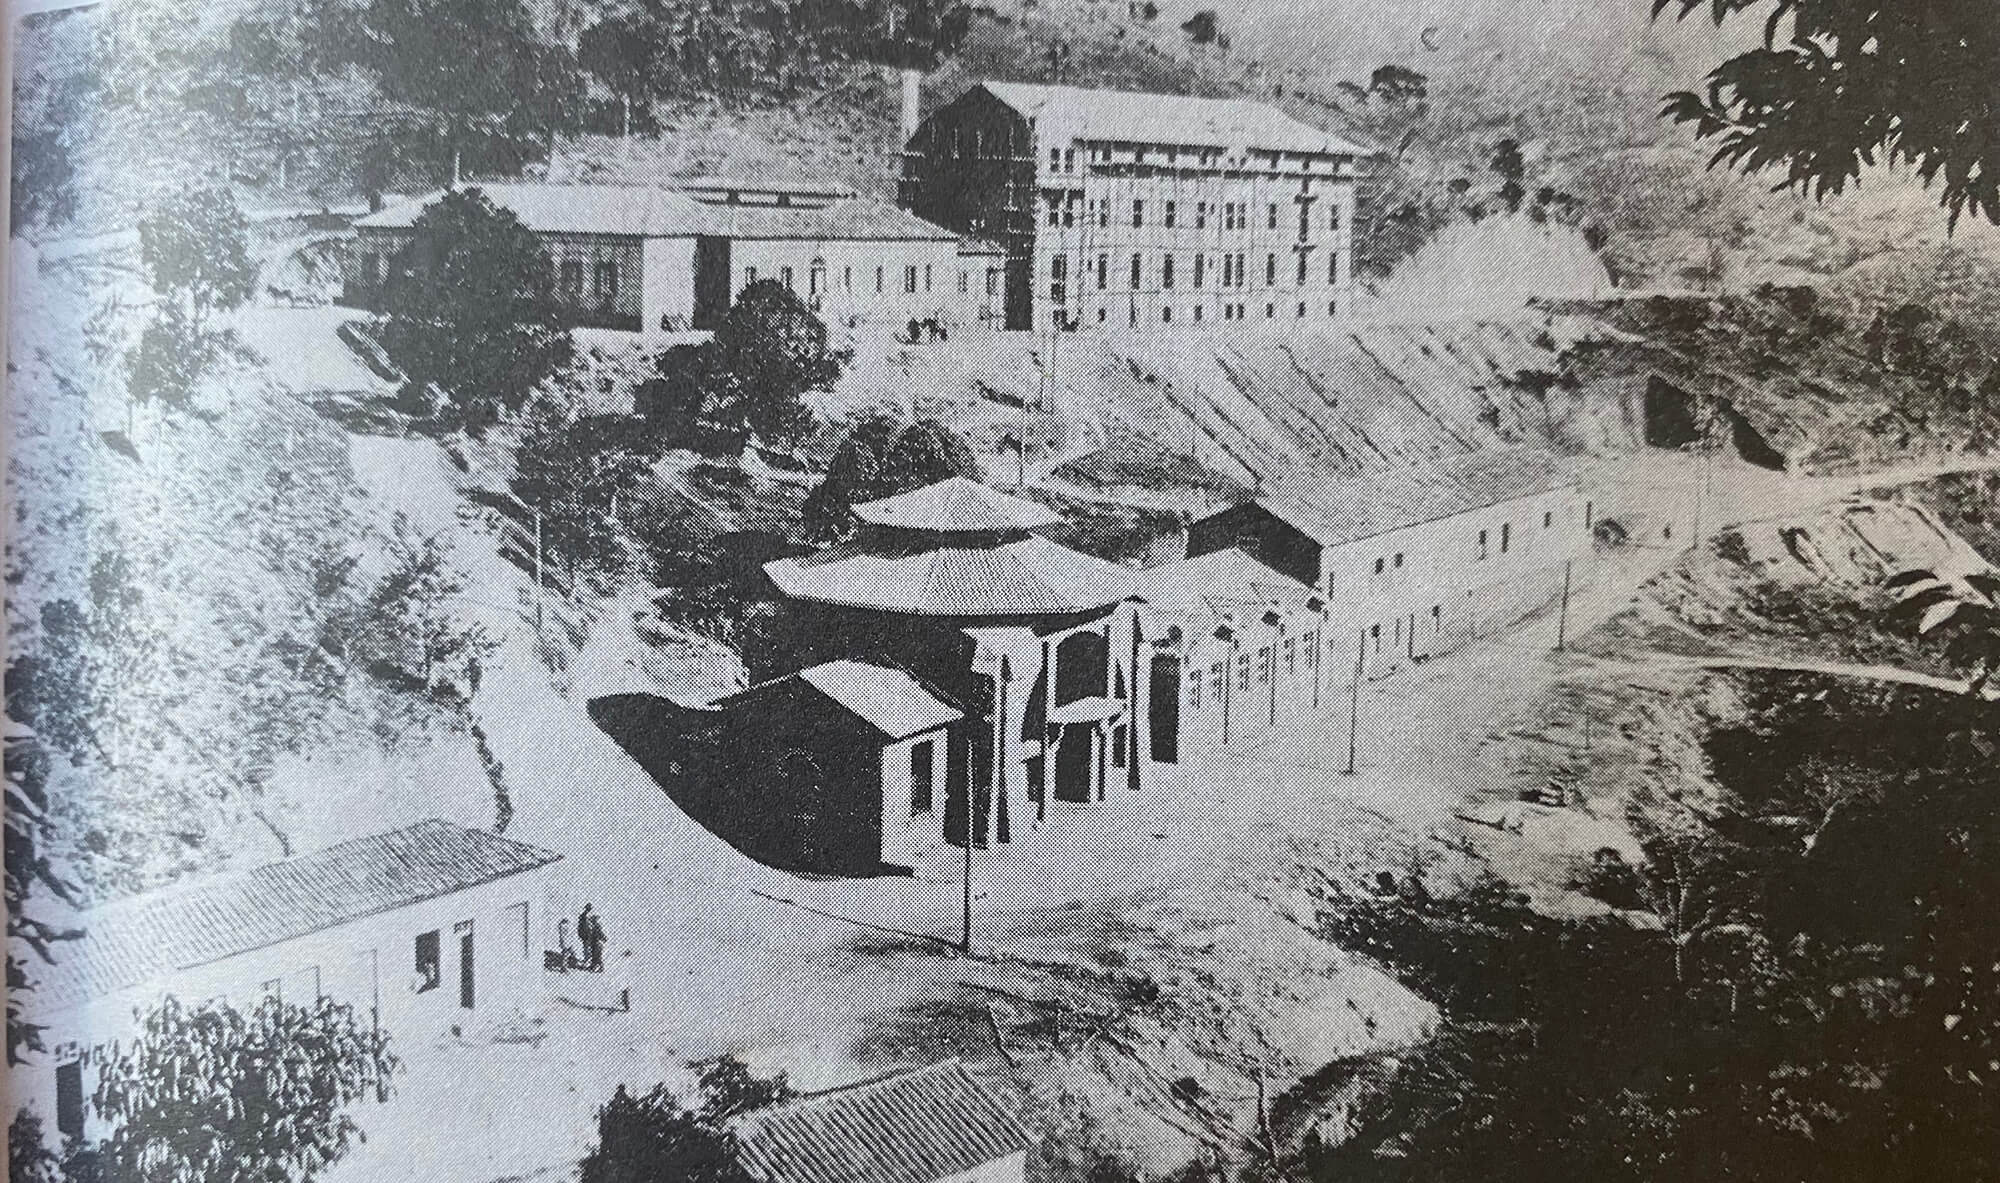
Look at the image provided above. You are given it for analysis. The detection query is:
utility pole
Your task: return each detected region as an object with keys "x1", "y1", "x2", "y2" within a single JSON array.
[
  {"x1": 532, "y1": 502, "x2": 545, "y2": 631},
  {"x1": 1555, "y1": 558, "x2": 1573, "y2": 651},
  {"x1": 1344, "y1": 632, "x2": 1362, "y2": 776},
  {"x1": 961, "y1": 781, "x2": 975, "y2": 956}
]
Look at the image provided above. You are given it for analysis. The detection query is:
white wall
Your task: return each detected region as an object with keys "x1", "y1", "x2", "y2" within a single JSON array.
[
  {"x1": 880, "y1": 727, "x2": 950, "y2": 868},
  {"x1": 728, "y1": 238, "x2": 977, "y2": 330},
  {"x1": 18, "y1": 867, "x2": 558, "y2": 1142},
  {"x1": 641, "y1": 236, "x2": 698, "y2": 330}
]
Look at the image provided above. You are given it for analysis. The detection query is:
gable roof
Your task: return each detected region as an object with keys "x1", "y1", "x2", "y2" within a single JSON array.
[
  {"x1": 732, "y1": 1060, "x2": 1032, "y2": 1183},
  {"x1": 356, "y1": 185, "x2": 956, "y2": 243},
  {"x1": 977, "y1": 81, "x2": 1369, "y2": 157},
  {"x1": 1248, "y1": 449, "x2": 1577, "y2": 548},
  {"x1": 796, "y1": 661, "x2": 963, "y2": 740},
  {"x1": 851, "y1": 477, "x2": 1064, "y2": 533},
  {"x1": 32, "y1": 821, "x2": 562, "y2": 1013},
  {"x1": 1136, "y1": 548, "x2": 1315, "y2": 617}
]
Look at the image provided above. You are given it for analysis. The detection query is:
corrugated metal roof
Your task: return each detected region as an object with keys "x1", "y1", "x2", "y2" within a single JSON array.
[
  {"x1": 794, "y1": 661, "x2": 963, "y2": 740},
  {"x1": 851, "y1": 478, "x2": 1063, "y2": 533},
  {"x1": 356, "y1": 185, "x2": 956, "y2": 243},
  {"x1": 732, "y1": 1060, "x2": 1031, "y2": 1183},
  {"x1": 1253, "y1": 448, "x2": 1577, "y2": 547},
  {"x1": 979, "y1": 82, "x2": 1369, "y2": 157},
  {"x1": 766, "y1": 534, "x2": 1136, "y2": 617},
  {"x1": 1136, "y1": 548, "x2": 1315, "y2": 616},
  {"x1": 32, "y1": 821, "x2": 562, "y2": 1012}
]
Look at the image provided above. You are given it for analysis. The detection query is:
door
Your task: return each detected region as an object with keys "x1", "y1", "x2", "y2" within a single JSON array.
[
  {"x1": 692, "y1": 236, "x2": 732, "y2": 329},
  {"x1": 455, "y1": 920, "x2": 474, "y2": 1010},
  {"x1": 1053, "y1": 724, "x2": 1093, "y2": 802},
  {"x1": 1148, "y1": 655, "x2": 1179, "y2": 763}
]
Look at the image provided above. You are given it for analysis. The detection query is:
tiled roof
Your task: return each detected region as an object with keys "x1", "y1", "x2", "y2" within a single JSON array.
[
  {"x1": 356, "y1": 186, "x2": 956, "y2": 243},
  {"x1": 1253, "y1": 448, "x2": 1577, "y2": 547},
  {"x1": 31, "y1": 821, "x2": 561, "y2": 1013},
  {"x1": 794, "y1": 661, "x2": 963, "y2": 739},
  {"x1": 979, "y1": 82, "x2": 1369, "y2": 157},
  {"x1": 851, "y1": 478, "x2": 1063, "y2": 533},
  {"x1": 766, "y1": 534, "x2": 1135, "y2": 617},
  {"x1": 732, "y1": 1060, "x2": 1032, "y2": 1183},
  {"x1": 1136, "y1": 548, "x2": 1315, "y2": 616}
]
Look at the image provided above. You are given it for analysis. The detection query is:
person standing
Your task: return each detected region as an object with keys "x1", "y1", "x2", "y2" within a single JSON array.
[{"x1": 578, "y1": 904, "x2": 605, "y2": 972}]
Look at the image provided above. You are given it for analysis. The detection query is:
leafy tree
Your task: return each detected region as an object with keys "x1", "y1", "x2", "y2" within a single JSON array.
[
  {"x1": 1490, "y1": 138, "x2": 1526, "y2": 213},
  {"x1": 9, "y1": 1109, "x2": 62, "y2": 1183},
  {"x1": 800, "y1": 413, "x2": 978, "y2": 539},
  {"x1": 8, "y1": 77, "x2": 80, "y2": 234},
  {"x1": 1180, "y1": 10, "x2": 1219, "y2": 45},
  {"x1": 511, "y1": 409, "x2": 656, "y2": 591},
  {"x1": 579, "y1": 12, "x2": 670, "y2": 142},
  {"x1": 579, "y1": 1055, "x2": 791, "y2": 1183},
  {"x1": 638, "y1": 281, "x2": 845, "y2": 456},
  {"x1": 318, "y1": 516, "x2": 496, "y2": 708},
  {"x1": 1367, "y1": 64, "x2": 1427, "y2": 105},
  {"x1": 138, "y1": 187, "x2": 259, "y2": 334},
  {"x1": 375, "y1": 189, "x2": 574, "y2": 437},
  {"x1": 824, "y1": 0, "x2": 975, "y2": 71},
  {"x1": 82, "y1": 995, "x2": 396, "y2": 1183},
  {"x1": 4, "y1": 735, "x2": 83, "y2": 1066},
  {"x1": 1655, "y1": 0, "x2": 2000, "y2": 227}
]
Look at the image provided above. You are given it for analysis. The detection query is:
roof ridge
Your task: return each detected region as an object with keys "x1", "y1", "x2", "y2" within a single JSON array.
[{"x1": 737, "y1": 1058, "x2": 968, "y2": 1123}]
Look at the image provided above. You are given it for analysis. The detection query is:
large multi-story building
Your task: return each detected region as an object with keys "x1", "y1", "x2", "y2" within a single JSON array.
[{"x1": 899, "y1": 81, "x2": 1370, "y2": 332}]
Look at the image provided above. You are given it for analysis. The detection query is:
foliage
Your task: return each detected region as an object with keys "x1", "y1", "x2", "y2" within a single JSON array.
[
  {"x1": 1655, "y1": 0, "x2": 2000, "y2": 227},
  {"x1": 137, "y1": 187, "x2": 259, "y2": 331},
  {"x1": 1888, "y1": 568, "x2": 2000, "y2": 696},
  {"x1": 1179, "y1": 11, "x2": 1220, "y2": 46},
  {"x1": 4, "y1": 734, "x2": 83, "y2": 1065},
  {"x1": 800, "y1": 412, "x2": 979, "y2": 539},
  {"x1": 10, "y1": 1109, "x2": 62, "y2": 1183},
  {"x1": 1367, "y1": 64, "x2": 1428, "y2": 106},
  {"x1": 317, "y1": 516, "x2": 497, "y2": 710},
  {"x1": 637, "y1": 281, "x2": 846, "y2": 456},
  {"x1": 375, "y1": 189, "x2": 575, "y2": 437},
  {"x1": 9, "y1": 76, "x2": 80, "y2": 234},
  {"x1": 81, "y1": 995, "x2": 395, "y2": 1183},
  {"x1": 511, "y1": 408, "x2": 657, "y2": 592},
  {"x1": 125, "y1": 305, "x2": 235, "y2": 414},
  {"x1": 578, "y1": 1055, "x2": 792, "y2": 1183}
]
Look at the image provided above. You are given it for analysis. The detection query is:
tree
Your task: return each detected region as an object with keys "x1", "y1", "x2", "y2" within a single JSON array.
[
  {"x1": 1655, "y1": 0, "x2": 2000, "y2": 228},
  {"x1": 375, "y1": 188, "x2": 574, "y2": 437},
  {"x1": 579, "y1": 12, "x2": 669, "y2": 144},
  {"x1": 511, "y1": 408, "x2": 655, "y2": 591},
  {"x1": 4, "y1": 734, "x2": 83, "y2": 1066},
  {"x1": 1490, "y1": 138, "x2": 1527, "y2": 213},
  {"x1": 1180, "y1": 10, "x2": 1220, "y2": 45},
  {"x1": 9, "y1": 1109, "x2": 62, "y2": 1183},
  {"x1": 138, "y1": 187, "x2": 259, "y2": 334},
  {"x1": 9, "y1": 77, "x2": 80, "y2": 235},
  {"x1": 637, "y1": 281, "x2": 845, "y2": 457},
  {"x1": 1889, "y1": 568, "x2": 2000, "y2": 696},
  {"x1": 1367, "y1": 64, "x2": 1428, "y2": 105},
  {"x1": 800, "y1": 413, "x2": 978, "y2": 539},
  {"x1": 82, "y1": 995, "x2": 395, "y2": 1183},
  {"x1": 579, "y1": 1056, "x2": 791, "y2": 1183}
]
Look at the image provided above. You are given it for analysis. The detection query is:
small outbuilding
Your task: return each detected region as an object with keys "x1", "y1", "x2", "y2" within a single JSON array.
[
  {"x1": 713, "y1": 660, "x2": 962, "y2": 873},
  {"x1": 731, "y1": 1059, "x2": 1032, "y2": 1183}
]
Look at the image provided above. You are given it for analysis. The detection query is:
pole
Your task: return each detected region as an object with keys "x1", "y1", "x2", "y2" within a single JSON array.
[
  {"x1": 1344, "y1": 632, "x2": 1361, "y2": 776},
  {"x1": 532, "y1": 503, "x2": 545, "y2": 630},
  {"x1": 1555, "y1": 558, "x2": 1572, "y2": 652},
  {"x1": 961, "y1": 775, "x2": 974, "y2": 956}
]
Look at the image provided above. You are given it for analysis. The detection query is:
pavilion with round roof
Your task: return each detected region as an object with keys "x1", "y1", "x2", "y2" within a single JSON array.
[{"x1": 756, "y1": 477, "x2": 1156, "y2": 855}]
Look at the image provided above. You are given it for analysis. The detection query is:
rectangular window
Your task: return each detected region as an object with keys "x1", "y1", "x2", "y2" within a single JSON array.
[
  {"x1": 1258, "y1": 647, "x2": 1271, "y2": 684},
  {"x1": 1432, "y1": 604, "x2": 1442, "y2": 633},
  {"x1": 1267, "y1": 203, "x2": 1278, "y2": 229},
  {"x1": 1394, "y1": 552, "x2": 1404, "y2": 568},
  {"x1": 561, "y1": 259, "x2": 584, "y2": 295},
  {"x1": 1164, "y1": 200, "x2": 1176, "y2": 228},
  {"x1": 1501, "y1": 522, "x2": 1511, "y2": 553},
  {"x1": 959, "y1": 270, "x2": 969, "y2": 293},
  {"x1": 1330, "y1": 204, "x2": 1343, "y2": 229},
  {"x1": 1187, "y1": 667, "x2": 1202, "y2": 708},
  {"x1": 780, "y1": 265, "x2": 794, "y2": 291},
  {"x1": 1196, "y1": 202, "x2": 1208, "y2": 229},
  {"x1": 1194, "y1": 253, "x2": 1205, "y2": 288},
  {"x1": 1329, "y1": 252, "x2": 1340, "y2": 284},
  {"x1": 1131, "y1": 254, "x2": 1142, "y2": 288},
  {"x1": 1047, "y1": 198, "x2": 1061, "y2": 227},
  {"x1": 1296, "y1": 252, "x2": 1308, "y2": 284},
  {"x1": 844, "y1": 265, "x2": 853, "y2": 291},
  {"x1": 1266, "y1": 254, "x2": 1277, "y2": 285},
  {"x1": 1064, "y1": 148, "x2": 1075, "y2": 172},
  {"x1": 875, "y1": 266, "x2": 884, "y2": 293},
  {"x1": 1283, "y1": 637, "x2": 1296, "y2": 674},
  {"x1": 1299, "y1": 206, "x2": 1311, "y2": 242},
  {"x1": 1236, "y1": 653, "x2": 1251, "y2": 692},
  {"x1": 1162, "y1": 255, "x2": 1175, "y2": 289},
  {"x1": 925, "y1": 264, "x2": 933, "y2": 292},
  {"x1": 1050, "y1": 254, "x2": 1068, "y2": 303},
  {"x1": 1210, "y1": 661, "x2": 1225, "y2": 704},
  {"x1": 1097, "y1": 254, "x2": 1109, "y2": 289},
  {"x1": 57, "y1": 1060, "x2": 84, "y2": 1139},
  {"x1": 1544, "y1": 510, "x2": 1554, "y2": 528},
  {"x1": 904, "y1": 265, "x2": 918, "y2": 294},
  {"x1": 595, "y1": 260, "x2": 619, "y2": 299},
  {"x1": 1304, "y1": 630, "x2": 1318, "y2": 668},
  {"x1": 1132, "y1": 199, "x2": 1144, "y2": 228},
  {"x1": 415, "y1": 930, "x2": 441, "y2": 992},
  {"x1": 1049, "y1": 147, "x2": 1061, "y2": 171},
  {"x1": 909, "y1": 739, "x2": 935, "y2": 812},
  {"x1": 1478, "y1": 529, "x2": 1490, "y2": 560},
  {"x1": 1374, "y1": 557, "x2": 1385, "y2": 575}
]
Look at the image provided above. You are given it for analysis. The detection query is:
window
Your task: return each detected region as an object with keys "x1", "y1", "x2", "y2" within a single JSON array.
[
  {"x1": 1297, "y1": 252, "x2": 1308, "y2": 285},
  {"x1": 959, "y1": 270, "x2": 969, "y2": 293},
  {"x1": 844, "y1": 265, "x2": 853, "y2": 291},
  {"x1": 1187, "y1": 667, "x2": 1203, "y2": 708},
  {"x1": 1298, "y1": 301, "x2": 1307, "y2": 318},
  {"x1": 1432, "y1": 604, "x2": 1442, "y2": 633},
  {"x1": 780, "y1": 264, "x2": 794, "y2": 291},
  {"x1": 1330, "y1": 203, "x2": 1343, "y2": 230},
  {"x1": 560, "y1": 259, "x2": 584, "y2": 295},
  {"x1": 1478, "y1": 529, "x2": 1489, "y2": 560},
  {"x1": 1394, "y1": 552, "x2": 1404, "y2": 568},
  {"x1": 1265, "y1": 303, "x2": 1275, "y2": 319},
  {"x1": 1267, "y1": 203, "x2": 1278, "y2": 229},
  {"x1": 1544, "y1": 510, "x2": 1554, "y2": 528},
  {"x1": 1501, "y1": 522, "x2": 1511, "y2": 553},
  {"x1": 415, "y1": 930, "x2": 441, "y2": 992},
  {"x1": 1050, "y1": 254, "x2": 1067, "y2": 303},
  {"x1": 1064, "y1": 148, "x2": 1075, "y2": 172},
  {"x1": 744, "y1": 265, "x2": 757, "y2": 287},
  {"x1": 1165, "y1": 200, "x2": 1177, "y2": 228},
  {"x1": 1162, "y1": 306, "x2": 1172, "y2": 323},
  {"x1": 1194, "y1": 253, "x2": 1205, "y2": 288},
  {"x1": 1585, "y1": 500, "x2": 1594, "y2": 528},
  {"x1": 1049, "y1": 146, "x2": 1062, "y2": 171},
  {"x1": 925, "y1": 264, "x2": 933, "y2": 292},
  {"x1": 1196, "y1": 202, "x2": 1208, "y2": 229},
  {"x1": 909, "y1": 739, "x2": 935, "y2": 812},
  {"x1": 1266, "y1": 253, "x2": 1277, "y2": 285},
  {"x1": 904, "y1": 265, "x2": 918, "y2": 294},
  {"x1": 1374, "y1": 557, "x2": 1385, "y2": 575},
  {"x1": 876, "y1": 266, "x2": 885, "y2": 293},
  {"x1": 1097, "y1": 253, "x2": 1109, "y2": 289},
  {"x1": 57, "y1": 1060, "x2": 84, "y2": 1140},
  {"x1": 1047, "y1": 198, "x2": 1061, "y2": 227},
  {"x1": 1131, "y1": 254, "x2": 1142, "y2": 288},
  {"x1": 1132, "y1": 199, "x2": 1144, "y2": 228},
  {"x1": 1162, "y1": 255, "x2": 1175, "y2": 289},
  {"x1": 595, "y1": 260, "x2": 619, "y2": 300},
  {"x1": 1193, "y1": 305, "x2": 1203, "y2": 322},
  {"x1": 1236, "y1": 653, "x2": 1251, "y2": 692},
  {"x1": 1370, "y1": 622, "x2": 1381, "y2": 653},
  {"x1": 1304, "y1": 630, "x2": 1318, "y2": 668},
  {"x1": 1209, "y1": 661, "x2": 1225, "y2": 704},
  {"x1": 1283, "y1": 636, "x2": 1296, "y2": 673},
  {"x1": 1329, "y1": 252, "x2": 1340, "y2": 283},
  {"x1": 1258, "y1": 647, "x2": 1271, "y2": 684}
]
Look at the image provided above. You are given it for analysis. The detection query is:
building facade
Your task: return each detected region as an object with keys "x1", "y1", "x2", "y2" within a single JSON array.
[
  {"x1": 900, "y1": 82, "x2": 1369, "y2": 332},
  {"x1": 343, "y1": 181, "x2": 981, "y2": 334},
  {"x1": 15, "y1": 820, "x2": 563, "y2": 1145},
  {"x1": 1189, "y1": 449, "x2": 1593, "y2": 678}
]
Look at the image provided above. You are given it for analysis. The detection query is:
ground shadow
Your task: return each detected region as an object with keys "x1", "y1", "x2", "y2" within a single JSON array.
[{"x1": 587, "y1": 691, "x2": 846, "y2": 877}]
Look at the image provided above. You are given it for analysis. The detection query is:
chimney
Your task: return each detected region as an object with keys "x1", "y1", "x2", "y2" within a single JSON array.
[{"x1": 899, "y1": 67, "x2": 922, "y2": 146}]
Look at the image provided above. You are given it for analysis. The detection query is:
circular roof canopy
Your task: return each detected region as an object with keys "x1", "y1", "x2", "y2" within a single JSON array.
[
  {"x1": 850, "y1": 477, "x2": 1064, "y2": 534},
  {"x1": 765, "y1": 535, "x2": 1135, "y2": 617}
]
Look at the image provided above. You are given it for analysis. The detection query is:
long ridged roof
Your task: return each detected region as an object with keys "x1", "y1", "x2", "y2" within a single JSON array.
[
  {"x1": 979, "y1": 81, "x2": 1369, "y2": 157},
  {"x1": 732, "y1": 1060, "x2": 1031, "y2": 1183},
  {"x1": 356, "y1": 184, "x2": 956, "y2": 242}
]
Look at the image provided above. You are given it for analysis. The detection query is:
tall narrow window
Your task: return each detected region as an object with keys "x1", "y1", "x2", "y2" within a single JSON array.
[
  {"x1": 1164, "y1": 200, "x2": 1177, "y2": 228},
  {"x1": 780, "y1": 265, "x2": 794, "y2": 291},
  {"x1": 1132, "y1": 199, "x2": 1144, "y2": 228},
  {"x1": 1097, "y1": 253, "x2": 1109, "y2": 289},
  {"x1": 415, "y1": 930, "x2": 441, "y2": 992},
  {"x1": 1501, "y1": 522, "x2": 1511, "y2": 553},
  {"x1": 909, "y1": 739, "x2": 935, "y2": 812},
  {"x1": 1130, "y1": 254, "x2": 1142, "y2": 288},
  {"x1": 1162, "y1": 255, "x2": 1175, "y2": 289},
  {"x1": 57, "y1": 1061, "x2": 84, "y2": 1140},
  {"x1": 904, "y1": 265, "x2": 918, "y2": 293},
  {"x1": 1266, "y1": 253, "x2": 1277, "y2": 285},
  {"x1": 595, "y1": 261, "x2": 619, "y2": 300},
  {"x1": 1267, "y1": 203, "x2": 1278, "y2": 229},
  {"x1": 1329, "y1": 252, "x2": 1340, "y2": 283},
  {"x1": 1296, "y1": 252, "x2": 1307, "y2": 284},
  {"x1": 876, "y1": 266, "x2": 885, "y2": 293},
  {"x1": 1478, "y1": 529, "x2": 1489, "y2": 560},
  {"x1": 1193, "y1": 253, "x2": 1205, "y2": 288}
]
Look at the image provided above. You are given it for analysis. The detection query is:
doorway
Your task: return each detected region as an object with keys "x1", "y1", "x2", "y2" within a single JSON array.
[
  {"x1": 455, "y1": 920, "x2": 474, "y2": 1010},
  {"x1": 692, "y1": 236, "x2": 732, "y2": 329},
  {"x1": 1053, "y1": 724, "x2": 1093, "y2": 802},
  {"x1": 1148, "y1": 655, "x2": 1180, "y2": 763}
]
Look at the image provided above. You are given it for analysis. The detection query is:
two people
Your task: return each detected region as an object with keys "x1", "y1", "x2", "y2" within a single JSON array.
[{"x1": 576, "y1": 903, "x2": 606, "y2": 972}]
